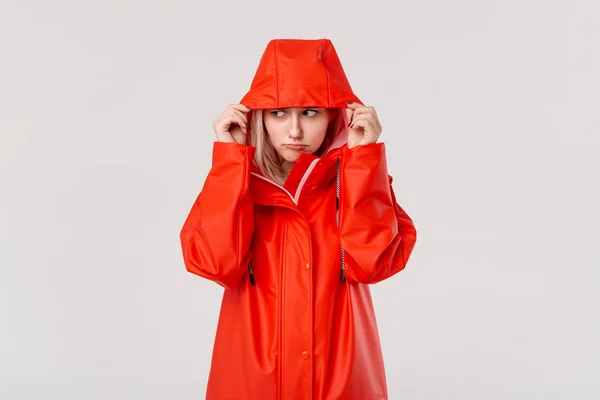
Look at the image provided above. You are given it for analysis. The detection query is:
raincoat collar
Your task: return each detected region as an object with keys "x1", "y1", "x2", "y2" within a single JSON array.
[{"x1": 250, "y1": 144, "x2": 345, "y2": 207}]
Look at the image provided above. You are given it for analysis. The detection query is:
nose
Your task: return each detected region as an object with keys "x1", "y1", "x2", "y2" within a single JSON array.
[{"x1": 288, "y1": 114, "x2": 303, "y2": 139}]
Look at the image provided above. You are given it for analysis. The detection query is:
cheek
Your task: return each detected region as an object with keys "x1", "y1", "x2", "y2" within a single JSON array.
[
  {"x1": 305, "y1": 122, "x2": 329, "y2": 147},
  {"x1": 264, "y1": 121, "x2": 282, "y2": 140},
  {"x1": 313, "y1": 119, "x2": 330, "y2": 138}
]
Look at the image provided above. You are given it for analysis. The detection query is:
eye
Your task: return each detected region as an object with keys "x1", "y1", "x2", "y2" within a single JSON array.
[
  {"x1": 304, "y1": 109, "x2": 318, "y2": 117},
  {"x1": 270, "y1": 110, "x2": 284, "y2": 117}
]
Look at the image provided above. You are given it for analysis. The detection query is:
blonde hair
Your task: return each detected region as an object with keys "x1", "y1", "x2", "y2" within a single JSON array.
[{"x1": 249, "y1": 108, "x2": 345, "y2": 186}]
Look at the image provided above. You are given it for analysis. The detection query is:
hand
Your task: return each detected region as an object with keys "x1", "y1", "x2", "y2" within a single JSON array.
[
  {"x1": 212, "y1": 104, "x2": 252, "y2": 144},
  {"x1": 344, "y1": 102, "x2": 383, "y2": 149}
]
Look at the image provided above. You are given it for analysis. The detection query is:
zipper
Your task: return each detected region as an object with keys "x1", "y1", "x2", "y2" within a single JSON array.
[{"x1": 336, "y1": 157, "x2": 346, "y2": 281}]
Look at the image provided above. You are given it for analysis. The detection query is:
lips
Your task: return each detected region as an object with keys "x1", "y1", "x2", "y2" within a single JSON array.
[{"x1": 285, "y1": 144, "x2": 308, "y2": 150}]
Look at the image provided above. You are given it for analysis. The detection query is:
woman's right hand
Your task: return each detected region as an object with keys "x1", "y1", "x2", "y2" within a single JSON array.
[{"x1": 212, "y1": 104, "x2": 252, "y2": 144}]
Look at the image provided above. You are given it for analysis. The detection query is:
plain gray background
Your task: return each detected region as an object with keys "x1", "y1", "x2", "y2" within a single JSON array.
[{"x1": 1, "y1": 0, "x2": 598, "y2": 399}]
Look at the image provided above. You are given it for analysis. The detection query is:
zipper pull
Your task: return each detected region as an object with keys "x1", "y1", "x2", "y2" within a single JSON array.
[{"x1": 248, "y1": 261, "x2": 256, "y2": 285}]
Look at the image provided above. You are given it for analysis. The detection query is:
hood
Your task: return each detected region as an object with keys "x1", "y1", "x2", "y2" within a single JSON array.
[
  {"x1": 239, "y1": 38, "x2": 363, "y2": 153},
  {"x1": 240, "y1": 38, "x2": 362, "y2": 109}
]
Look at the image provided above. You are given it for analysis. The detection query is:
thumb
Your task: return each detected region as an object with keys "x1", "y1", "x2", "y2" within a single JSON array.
[
  {"x1": 231, "y1": 129, "x2": 248, "y2": 145},
  {"x1": 344, "y1": 107, "x2": 353, "y2": 125}
]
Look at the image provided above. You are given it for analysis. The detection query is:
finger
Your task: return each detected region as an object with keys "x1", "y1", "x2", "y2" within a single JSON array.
[
  {"x1": 344, "y1": 107, "x2": 354, "y2": 125},
  {"x1": 344, "y1": 102, "x2": 365, "y2": 121},
  {"x1": 227, "y1": 108, "x2": 249, "y2": 126},
  {"x1": 344, "y1": 101, "x2": 365, "y2": 109},
  {"x1": 357, "y1": 118, "x2": 380, "y2": 141},
  {"x1": 227, "y1": 115, "x2": 249, "y2": 134},
  {"x1": 346, "y1": 105, "x2": 374, "y2": 126},
  {"x1": 227, "y1": 103, "x2": 252, "y2": 113},
  {"x1": 349, "y1": 105, "x2": 375, "y2": 119},
  {"x1": 231, "y1": 129, "x2": 248, "y2": 145},
  {"x1": 348, "y1": 114, "x2": 368, "y2": 128},
  {"x1": 218, "y1": 112, "x2": 244, "y2": 131},
  {"x1": 347, "y1": 109, "x2": 374, "y2": 128},
  {"x1": 223, "y1": 109, "x2": 249, "y2": 130},
  {"x1": 349, "y1": 120, "x2": 377, "y2": 143},
  {"x1": 348, "y1": 114, "x2": 377, "y2": 135},
  {"x1": 366, "y1": 107, "x2": 382, "y2": 132}
]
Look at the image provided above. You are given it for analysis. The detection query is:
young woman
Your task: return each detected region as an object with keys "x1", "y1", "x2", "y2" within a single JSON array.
[{"x1": 180, "y1": 38, "x2": 417, "y2": 400}]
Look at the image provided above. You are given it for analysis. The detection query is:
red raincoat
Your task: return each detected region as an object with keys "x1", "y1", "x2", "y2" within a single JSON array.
[{"x1": 180, "y1": 38, "x2": 417, "y2": 399}]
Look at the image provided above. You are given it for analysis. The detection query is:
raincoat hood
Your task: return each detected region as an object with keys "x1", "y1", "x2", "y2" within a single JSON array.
[{"x1": 240, "y1": 38, "x2": 362, "y2": 109}]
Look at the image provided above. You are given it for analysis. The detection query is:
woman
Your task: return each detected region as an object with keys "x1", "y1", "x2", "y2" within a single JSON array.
[{"x1": 180, "y1": 38, "x2": 417, "y2": 400}]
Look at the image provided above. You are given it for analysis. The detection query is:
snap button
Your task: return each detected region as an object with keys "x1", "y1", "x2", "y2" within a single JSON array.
[
  {"x1": 302, "y1": 351, "x2": 309, "y2": 360},
  {"x1": 305, "y1": 263, "x2": 310, "y2": 270}
]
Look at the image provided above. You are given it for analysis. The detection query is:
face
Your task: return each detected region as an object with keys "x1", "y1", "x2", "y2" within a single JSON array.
[{"x1": 263, "y1": 107, "x2": 333, "y2": 173}]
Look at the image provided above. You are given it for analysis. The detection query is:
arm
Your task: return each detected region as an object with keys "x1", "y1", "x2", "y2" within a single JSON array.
[
  {"x1": 339, "y1": 142, "x2": 417, "y2": 284},
  {"x1": 179, "y1": 141, "x2": 255, "y2": 290}
]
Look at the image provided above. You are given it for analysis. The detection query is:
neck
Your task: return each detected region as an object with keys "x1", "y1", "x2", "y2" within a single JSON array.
[{"x1": 281, "y1": 160, "x2": 293, "y2": 182}]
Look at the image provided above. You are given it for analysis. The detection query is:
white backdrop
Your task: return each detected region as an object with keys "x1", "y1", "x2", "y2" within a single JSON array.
[{"x1": 1, "y1": 1, "x2": 598, "y2": 398}]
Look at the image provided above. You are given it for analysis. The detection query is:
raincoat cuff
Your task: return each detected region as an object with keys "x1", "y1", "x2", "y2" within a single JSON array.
[
  {"x1": 212, "y1": 141, "x2": 256, "y2": 166},
  {"x1": 344, "y1": 142, "x2": 385, "y2": 157}
]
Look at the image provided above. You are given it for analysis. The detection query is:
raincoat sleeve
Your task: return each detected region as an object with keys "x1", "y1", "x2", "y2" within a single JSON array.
[
  {"x1": 339, "y1": 142, "x2": 417, "y2": 284},
  {"x1": 180, "y1": 141, "x2": 255, "y2": 290}
]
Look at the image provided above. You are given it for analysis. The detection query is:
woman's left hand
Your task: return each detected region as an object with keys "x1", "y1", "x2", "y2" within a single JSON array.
[{"x1": 345, "y1": 102, "x2": 383, "y2": 149}]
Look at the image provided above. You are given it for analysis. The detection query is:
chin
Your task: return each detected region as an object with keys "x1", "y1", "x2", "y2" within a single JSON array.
[
  {"x1": 282, "y1": 154, "x2": 300, "y2": 164},
  {"x1": 279, "y1": 148, "x2": 301, "y2": 160}
]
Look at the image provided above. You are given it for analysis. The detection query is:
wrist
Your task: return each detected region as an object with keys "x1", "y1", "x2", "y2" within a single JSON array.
[{"x1": 348, "y1": 140, "x2": 380, "y2": 149}]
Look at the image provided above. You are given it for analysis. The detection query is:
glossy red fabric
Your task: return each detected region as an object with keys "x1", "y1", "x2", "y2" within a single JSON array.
[
  {"x1": 180, "y1": 38, "x2": 417, "y2": 399},
  {"x1": 239, "y1": 38, "x2": 362, "y2": 109}
]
